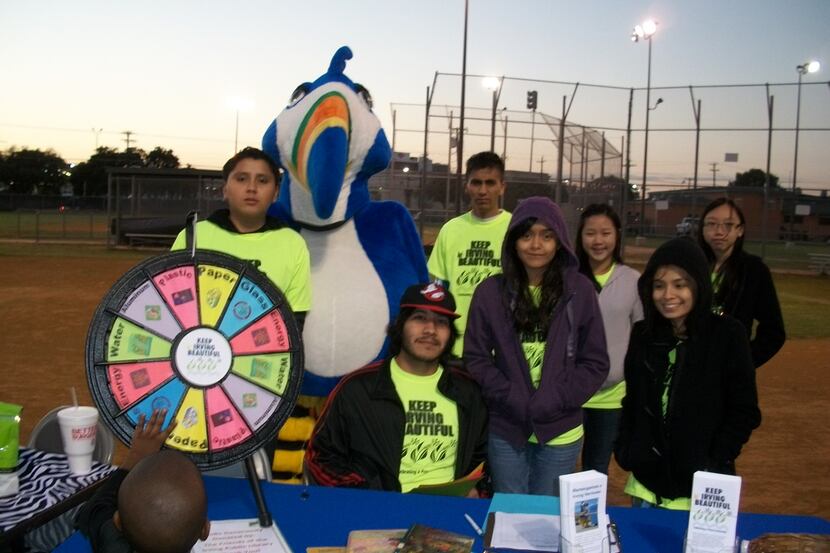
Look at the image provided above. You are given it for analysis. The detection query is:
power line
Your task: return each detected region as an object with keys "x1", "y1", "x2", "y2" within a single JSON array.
[
  {"x1": 437, "y1": 72, "x2": 830, "y2": 93},
  {"x1": 0, "y1": 123, "x2": 229, "y2": 144}
]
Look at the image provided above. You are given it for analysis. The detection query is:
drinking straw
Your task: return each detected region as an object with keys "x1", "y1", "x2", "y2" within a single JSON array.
[{"x1": 70, "y1": 387, "x2": 78, "y2": 410}]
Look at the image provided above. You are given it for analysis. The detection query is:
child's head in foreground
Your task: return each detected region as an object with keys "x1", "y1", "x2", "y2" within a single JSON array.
[{"x1": 114, "y1": 450, "x2": 210, "y2": 553}]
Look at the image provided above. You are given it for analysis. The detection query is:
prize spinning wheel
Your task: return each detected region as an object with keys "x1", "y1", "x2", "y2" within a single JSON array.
[{"x1": 85, "y1": 250, "x2": 303, "y2": 470}]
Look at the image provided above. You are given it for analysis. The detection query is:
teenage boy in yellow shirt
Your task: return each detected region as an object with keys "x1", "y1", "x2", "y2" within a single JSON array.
[
  {"x1": 171, "y1": 147, "x2": 311, "y2": 323},
  {"x1": 428, "y1": 151, "x2": 511, "y2": 356}
]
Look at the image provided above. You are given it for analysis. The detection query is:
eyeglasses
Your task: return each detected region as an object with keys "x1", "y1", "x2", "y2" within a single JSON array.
[{"x1": 703, "y1": 221, "x2": 740, "y2": 232}]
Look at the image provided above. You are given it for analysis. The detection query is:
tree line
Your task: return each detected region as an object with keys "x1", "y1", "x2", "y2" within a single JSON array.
[
  {"x1": 0, "y1": 146, "x2": 180, "y2": 196},
  {"x1": 1, "y1": 144, "x2": 781, "y2": 198}
]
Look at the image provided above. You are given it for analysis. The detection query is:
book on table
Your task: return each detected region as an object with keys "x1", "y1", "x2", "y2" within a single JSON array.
[
  {"x1": 346, "y1": 529, "x2": 407, "y2": 553},
  {"x1": 394, "y1": 523, "x2": 474, "y2": 553}
]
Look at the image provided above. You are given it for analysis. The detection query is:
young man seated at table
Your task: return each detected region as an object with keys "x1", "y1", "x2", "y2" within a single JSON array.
[
  {"x1": 75, "y1": 409, "x2": 210, "y2": 553},
  {"x1": 305, "y1": 282, "x2": 488, "y2": 494}
]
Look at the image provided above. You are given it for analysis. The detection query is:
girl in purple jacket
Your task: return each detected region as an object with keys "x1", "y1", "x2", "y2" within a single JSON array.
[{"x1": 464, "y1": 197, "x2": 609, "y2": 496}]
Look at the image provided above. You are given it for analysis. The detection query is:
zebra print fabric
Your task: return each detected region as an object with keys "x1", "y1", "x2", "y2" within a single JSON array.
[{"x1": 0, "y1": 448, "x2": 114, "y2": 533}]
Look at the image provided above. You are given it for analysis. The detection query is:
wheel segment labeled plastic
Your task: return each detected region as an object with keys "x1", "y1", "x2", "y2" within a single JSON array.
[{"x1": 85, "y1": 250, "x2": 304, "y2": 469}]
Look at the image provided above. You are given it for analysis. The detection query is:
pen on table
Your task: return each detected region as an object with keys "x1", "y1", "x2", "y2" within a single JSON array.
[
  {"x1": 607, "y1": 521, "x2": 621, "y2": 553},
  {"x1": 464, "y1": 513, "x2": 484, "y2": 536}
]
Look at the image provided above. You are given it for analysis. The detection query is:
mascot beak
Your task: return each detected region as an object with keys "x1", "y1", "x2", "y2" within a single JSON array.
[{"x1": 294, "y1": 91, "x2": 351, "y2": 220}]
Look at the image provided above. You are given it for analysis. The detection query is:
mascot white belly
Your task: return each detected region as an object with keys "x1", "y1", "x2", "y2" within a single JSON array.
[
  {"x1": 302, "y1": 221, "x2": 387, "y2": 375},
  {"x1": 261, "y1": 46, "x2": 428, "y2": 481}
]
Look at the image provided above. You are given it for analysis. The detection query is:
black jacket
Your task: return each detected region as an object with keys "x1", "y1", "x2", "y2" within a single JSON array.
[
  {"x1": 719, "y1": 251, "x2": 785, "y2": 368},
  {"x1": 75, "y1": 469, "x2": 133, "y2": 553},
  {"x1": 614, "y1": 314, "x2": 761, "y2": 500},
  {"x1": 305, "y1": 358, "x2": 488, "y2": 491}
]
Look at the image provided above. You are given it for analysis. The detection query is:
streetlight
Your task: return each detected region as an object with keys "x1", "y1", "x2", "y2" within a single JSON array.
[
  {"x1": 482, "y1": 77, "x2": 503, "y2": 152},
  {"x1": 227, "y1": 97, "x2": 254, "y2": 153},
  {"x1": 91, "y1": 128, "x2": 103, "y2": 150},
  {"x1": 790, "y1": 60, "x2": 821, "y2": 240},
  {"x1": 632, "y1": 18, "x2": 658, "y2": 236}
]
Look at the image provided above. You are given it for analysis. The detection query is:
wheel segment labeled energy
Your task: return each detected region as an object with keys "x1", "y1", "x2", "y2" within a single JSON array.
[{"x1": 86, "y1": 250, "x2": 303, "y2": 469}]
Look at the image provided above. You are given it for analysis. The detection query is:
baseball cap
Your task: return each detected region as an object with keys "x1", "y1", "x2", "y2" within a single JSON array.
[{"x1": 399, "y1": 282, "x2": 460, "y2": 319}]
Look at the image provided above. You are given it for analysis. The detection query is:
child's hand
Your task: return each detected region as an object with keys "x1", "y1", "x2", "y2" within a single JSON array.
[{"x1": 122, "y1": 409, "x2": 177, "y2": 470}]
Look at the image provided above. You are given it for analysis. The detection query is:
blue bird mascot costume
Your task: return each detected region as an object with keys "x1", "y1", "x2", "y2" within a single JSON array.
[{"x1": 262, "y1": 46, "x2": 428, "y2": 481}]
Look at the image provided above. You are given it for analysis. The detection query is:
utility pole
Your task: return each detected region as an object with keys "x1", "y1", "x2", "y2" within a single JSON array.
[
  {"x1": 539, "y1": 156, "x2": 545, "y2": 177},
  {"x1": 446, "y1": 111, "x2": 454, "y2": 216},
  {"x1": 709, "y1": 162, "x2": 719, "y2": 187},
  {"x1": 527, "y1": 90, "x2": 538, "y2": 172},
  {"x1": 122, "y1": 130, "x2": 134, "y2": 149},
  {"x1": 528, "y1": 110, "x2": 536, "y2": 172}
]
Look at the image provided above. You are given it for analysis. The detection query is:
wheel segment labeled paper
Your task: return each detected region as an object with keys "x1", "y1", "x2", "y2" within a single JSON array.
[{"x1": 85, "y1": 250, "x2": 303, "y2": 470}]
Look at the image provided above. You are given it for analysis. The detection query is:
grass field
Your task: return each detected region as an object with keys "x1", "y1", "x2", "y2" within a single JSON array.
[
  {"x1": 0, "y1": 210, "x2": 110, "y2": 240},
  {"x1": 1, "y1": 241, "x2": 826, "y2": 338},
  {"x1": 774, "y1": 273, "x2": 830, "y2": 337},
  {"x1": 0, "y1": 241, "x2": 152, "y2": 260},
  {"x1": 625, "y1": 236, "x2": 830, "y2": 271},
  {"x1": 0, "y1": 241, "x2": 827, "y2": 518}
]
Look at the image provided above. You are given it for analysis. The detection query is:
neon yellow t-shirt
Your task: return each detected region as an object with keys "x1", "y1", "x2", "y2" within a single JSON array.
[
  {"x1": 661, "y1": 346, "x2": 678, "y2": 419},
  {"x1": 594, "y1": 262, "x2": 615, "y2": 287},
  {"x1": 522, "y1": 287, "x2": 583, "y2": 446},
  {"x1": 171, "y1": 219, "x2": 311, "y2": 312},
  {"x1": 427, "y1": 210, "x2": 511, "y2": 356},
  {"x1": 389, "y1": 359, "x2": 458, "y2": 492},
  {"x1": 584, "y1": 263, "x2": 625, "y2": 409},
  {"x1": 624, "y1": 474, "x2": 691, "y2": 510}
]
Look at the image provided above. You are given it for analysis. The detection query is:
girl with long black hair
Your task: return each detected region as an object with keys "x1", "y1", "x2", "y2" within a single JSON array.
[
  {"x1": 465, "y1": 197, "x2": 609, "y2": 495},
  {"x1": 576, "y1": 204, "x2": 643, "y2": 475},
  {"x1": 696, "y1": 198, "x2": 785, "y2": 368}
]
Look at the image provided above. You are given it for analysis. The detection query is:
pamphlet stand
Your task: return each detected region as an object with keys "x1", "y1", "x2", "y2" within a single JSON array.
[
  {"x1": 682, "y1": 534, "x2": 739, "y2": 553},
  {"x1": 559, "y1": 515, "x2": 612, "y2": 553},
  {"x1": 558, "y1": 534, "x2": 611, "y2": 553},
  {"x1": 245, "y1": 455, "x2": 273, "y2": 527}
]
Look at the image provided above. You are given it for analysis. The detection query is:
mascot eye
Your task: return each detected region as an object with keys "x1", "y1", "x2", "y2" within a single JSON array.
[
  {"x1": 289, "y1": 83, "x2": 311, "y2": 106},
  {"x1": 354, "y1": 83, "x2": 373, "y2": 109}
]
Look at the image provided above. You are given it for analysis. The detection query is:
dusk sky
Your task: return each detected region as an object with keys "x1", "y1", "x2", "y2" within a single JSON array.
[{"x1": 2, "y1": 0, "x2": 828, "y2": 189}]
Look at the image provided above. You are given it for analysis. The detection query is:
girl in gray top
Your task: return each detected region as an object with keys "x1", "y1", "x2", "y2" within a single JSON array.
[{"x1": 576, "y1": 204, "x2": 643, "y2": 474}]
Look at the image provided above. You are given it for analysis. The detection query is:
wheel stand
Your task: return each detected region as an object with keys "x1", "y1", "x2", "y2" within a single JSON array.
[{"x1": 244, "y1": 455, "x2": 273, "y2": 527}]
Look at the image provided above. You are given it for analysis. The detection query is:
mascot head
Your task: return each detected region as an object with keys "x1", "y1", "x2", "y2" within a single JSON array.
[{"x1": 262, "y1": 46, "x2": 392, "y2": 226}]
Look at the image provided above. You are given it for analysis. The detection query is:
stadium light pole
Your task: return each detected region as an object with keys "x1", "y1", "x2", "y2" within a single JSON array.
[
  {"x1": 227, "y1": 97, "x2": 254, "y2": 154},
  {"x1": 790, "y1": 60, "x2": 821, "y2": 240},
  {"x1": 483, "y1": 77, "x2": 503, "y2": 152},
  {"x1": 91, "y1": 128, "x2": 103, "y2": 150},
  {"x1": 632, "y1": 19, "x2": 658, "y2": 236}
]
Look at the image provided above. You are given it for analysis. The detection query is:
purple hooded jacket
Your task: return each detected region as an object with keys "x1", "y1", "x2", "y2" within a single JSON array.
[{"x1": 463, "y1": 197, "x2": 609, "y2": 446}]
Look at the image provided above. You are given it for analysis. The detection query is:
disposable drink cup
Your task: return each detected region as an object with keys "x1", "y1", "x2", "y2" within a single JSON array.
[{"x1": 57, "y1": 406, "x2": 98, "y2": 475}]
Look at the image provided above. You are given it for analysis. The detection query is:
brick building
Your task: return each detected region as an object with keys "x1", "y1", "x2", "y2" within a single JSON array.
[{"x1": 649, "y1": 186, "x2": 830, "y2": 241}]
